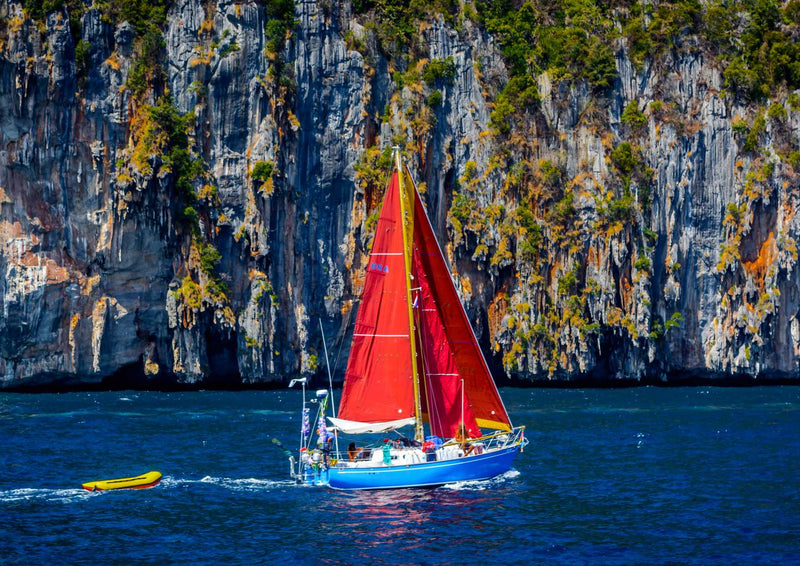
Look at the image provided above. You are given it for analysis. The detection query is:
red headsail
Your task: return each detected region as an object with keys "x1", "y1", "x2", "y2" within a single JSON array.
[{"x1": 411, "y1": 184, "x2": 511, "y2": 436}]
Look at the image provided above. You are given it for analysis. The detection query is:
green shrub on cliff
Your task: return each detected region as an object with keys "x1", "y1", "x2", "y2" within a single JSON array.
[
  {"x1": 721, "y1": 0, "x2": 800, "y2": 99},
  {"x1": 634, "y1": 255, "x2": 652, "y2": 273},
  {"x1": 557, "y1": 265, "x2": 579, "y2": 296},
  {"x1": 767, "y1": 102, "x2": 787, "y2": 122},
  {"x1": 23, "y1": 0, "x2": 66, "y2": 21},
  {"x1": 605, "y1": 191, "x2": 637, "y2": 224},
  {"x1": 353, "y1": 0, "x2": 459, "y2": 55},
  {"x1": 198, "y1": 243, "x2": 222, "y2": 276},
  {"x1": 126, "y1": 27, "x2": 167, "y2": 97},
  {"x1": 177, "y1": 276, "x2": 202, "y2": 310},
  {"x1": 703, "y1": 1, "x2": 736, "y2": 46},
  {"x1": 621, "y1": 101, "x2": 647, "y2": 130},
  {"x1": 354, "y1": 146, "x2": 393, "y2": 192},
  {"x1": 665, "y1": 311, "x2": 684, "y2": 331},
  {"x1": 149, "y1": 98, "x2": 202, "y2": 195},
  {"x1": 642, "y1": 0, "x2": 702, "y2": 53},
  {"x1": 743, "y1": 114, "x2": 766, "y2": 153},
  {"x1": 479, "y1": 0, "x2": 617, "y2": 91},
  {"x1": 422, "y1": 57, "x2": 456, "y2": 86},
  {"x1": 649, "y1": 316, "x2": 665, "y2": 340},
  {"x1": 603, "y1": 141, "x2": 654, "y2": 222},
  {"x1": 515, "y1": 205, "x2": 543, "y2": 261},
  {"x1": 250, "y1": 161, "x2": 275, "y2": 182},
  {"x1": 489, "y1": 97, "x2": 516, "y2": 135},
  {"x1": 427, "y1": 90, "x2": 444, "y2": 108},
  {"x1": 94, "y1": 0, "x2": 169, "y2": 32},
  {"x1": 180, "y1": 207, "x2": 200, "y2": 236},
  {"x1": 609, "y1": 142, "x2": 653, "y2": 206},
  {"x1": 449, "y1": 192, "x2": 472, "y2": 227},
  {"x1": 129, "y1": 97, "x2": 203, "y2": 234},
  {"x1": 552, "y1": 190, "x2": 575, "y2": 221},
  {"x1": 74, "y1": 39, "x2": 91, "y2": 86},
  {"x1": 24, "y1": 0, "x2": 84, "y2": 39},
  {"x1": 538, "y1": 160, "x2": 562, "y2": 188},
  {"x1": 610, "y1": 142, "x2": 639, "y2": 178},
  {"x1": 263, "y1": 0, "x2": 297, "y2": 67},
  {"x1": 489, "y1": 75, "x2": 539, "y2": 134},
  {"x1": 623, "y1": 0, "x2": 800, "y2": 100},
  {"x1": 723, "y1": 58, "x2": 761, "y2": 99},
  {"x1": 474, "y1": 0, "x2": 800, "y2": 103}
]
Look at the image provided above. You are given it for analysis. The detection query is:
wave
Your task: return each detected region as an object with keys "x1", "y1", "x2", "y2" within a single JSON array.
[
  {"x1": 441, "y1": 469, "x2": 521, "y2": 491},
  {"x1": 249, "y1": 409, "x2": 295, "y2": 416},
  {"x1": 160, "y1": 475, "x2": 294, "y2": 492},
  {"x1": 0, "y1": 487, "x2": 92, "y2": 504},
  {"x1": 0, "y1": 475, "x2": 293, "y2": 503},
  {"x1": 1, "y1": 471, "x2": 520, "y2": 502}
]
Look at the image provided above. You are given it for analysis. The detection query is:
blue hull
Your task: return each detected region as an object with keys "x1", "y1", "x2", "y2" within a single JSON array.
[{"x1": 327, "y1": 444, "x2": 521, "y2": 490}]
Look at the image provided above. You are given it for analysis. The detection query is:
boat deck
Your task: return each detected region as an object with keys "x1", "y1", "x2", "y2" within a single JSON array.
[{"x1": 338, "y1": 444, "x2": 469, "y2": 468}]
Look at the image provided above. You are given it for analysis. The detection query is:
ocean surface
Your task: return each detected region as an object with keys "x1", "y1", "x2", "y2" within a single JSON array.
[{"x1": 2, "y1": 386, "x2": 799, "y2": 565}]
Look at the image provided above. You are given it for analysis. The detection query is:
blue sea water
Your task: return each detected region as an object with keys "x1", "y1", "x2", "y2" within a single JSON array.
[{"x1": 2, "y1": 386, "x2": 800, "y2": 565}]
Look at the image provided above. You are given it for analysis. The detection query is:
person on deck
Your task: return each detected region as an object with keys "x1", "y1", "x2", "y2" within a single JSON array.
[
  {"x1": 319, "y1": 431, "x2": 334, "y2": 466},
  {"x1": 455, "y1": 423, "x2": 476, "y2": 457},
  {"x1": 347, "y1": 442, "x2": 364, "y2": 462}
]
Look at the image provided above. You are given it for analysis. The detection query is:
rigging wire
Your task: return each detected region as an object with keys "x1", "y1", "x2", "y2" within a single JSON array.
[{"x1": 331, "y1": 297, "x2": 356, "y2": 380}]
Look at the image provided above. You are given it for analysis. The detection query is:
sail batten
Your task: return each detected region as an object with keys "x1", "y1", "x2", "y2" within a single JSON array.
[{"x1": 353, "y1": 334, "x2": 409, "y2": 337}]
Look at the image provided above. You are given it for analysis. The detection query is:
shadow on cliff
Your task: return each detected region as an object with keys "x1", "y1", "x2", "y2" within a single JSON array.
[
  {"x1": 502, "y1": 369, "x2": 800, "y2": 389},
  {"x1": 7, "y1": 361, "x2": 286, "y2": 393}
]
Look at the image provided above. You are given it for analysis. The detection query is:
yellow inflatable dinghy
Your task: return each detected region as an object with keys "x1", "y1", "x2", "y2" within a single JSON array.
[{"x1": 82, "y1": 471, "x2": 162, "y2": 491}]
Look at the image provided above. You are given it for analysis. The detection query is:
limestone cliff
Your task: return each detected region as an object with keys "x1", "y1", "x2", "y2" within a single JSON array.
[{"x1": 1, "y1": 0, "x2": 799, "y2": 388}]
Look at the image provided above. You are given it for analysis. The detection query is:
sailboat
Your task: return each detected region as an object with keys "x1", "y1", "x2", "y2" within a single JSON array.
[{"x1": 289, "y1": 149, "x2": 526, "y2": 490}]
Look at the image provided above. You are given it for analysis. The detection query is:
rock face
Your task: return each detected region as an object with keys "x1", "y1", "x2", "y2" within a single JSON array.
[{"x1": 0, "y1": 1, "x2": 799, "y2": 388}]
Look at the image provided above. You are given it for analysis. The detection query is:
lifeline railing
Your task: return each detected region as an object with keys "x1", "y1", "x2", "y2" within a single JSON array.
[{"x1": 326, "y1": 425, "x2": 527, "y2": 465}]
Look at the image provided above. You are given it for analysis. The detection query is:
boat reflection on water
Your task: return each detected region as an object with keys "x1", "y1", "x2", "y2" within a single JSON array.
[
  {"x1": 334, "y1": 489, "x2": 432, "y2": 529},
  {"x1": 322, "y1": 487, "x2": 507, "y2": 560}
]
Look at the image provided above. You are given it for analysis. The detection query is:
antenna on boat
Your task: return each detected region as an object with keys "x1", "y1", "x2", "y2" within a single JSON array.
[
  {"x1": 461, "y1": 378, "x2": 465, "y2": 438},
  {"x1": 319, "y1": 320, "x2": 336, "y2": 418},
  {"x1": 320, "y1": 319, "x2": 340, "y2": 456},
  {"x1": 289, "y1": 377, "x2": 307, "y2": 479}
]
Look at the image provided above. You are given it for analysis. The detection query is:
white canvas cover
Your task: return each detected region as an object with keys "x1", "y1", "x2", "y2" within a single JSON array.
[{"x1": 327, "y1": 417, "x2": 416, "y2": 434}]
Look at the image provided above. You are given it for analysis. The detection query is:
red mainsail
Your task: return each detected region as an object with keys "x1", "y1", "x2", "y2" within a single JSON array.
[{"x1": 337, "y1": 172, "x2": 416, "y2": 423}]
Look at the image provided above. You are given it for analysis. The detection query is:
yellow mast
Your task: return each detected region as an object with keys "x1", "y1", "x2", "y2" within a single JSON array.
[{"x1": 394, "y1": 148, "x2": 424, "y2": 443}]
